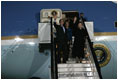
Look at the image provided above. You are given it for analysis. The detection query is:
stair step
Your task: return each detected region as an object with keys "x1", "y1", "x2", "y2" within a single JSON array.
[
  {"x1": 58, "y1": 67, "x2": 92, "y2": 72},
  {"x1": 58, "y1": 77, "x2": 99, "y2": 79},
  {"x1": 66, "y1": 60, "x2": 90, "y2": 64},
  {"x1": 58, "y1": 63, "x2": 91, "y2": 68},
  {"x1": 58, "y1": 72, "x2": 94, "y2": 77}
]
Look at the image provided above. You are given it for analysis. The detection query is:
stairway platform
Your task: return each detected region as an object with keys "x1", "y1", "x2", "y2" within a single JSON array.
[
  {"x1": 66, "y1": 60, "x2": 90, "y2": 64},
  {"x1": 58, "y1": 67, "x2": 92, "y2": 72},
  {"x1": 58, "y1": 63, "x2": 91, "y2": 68},
  {"x1": 58, "y1": 77, "x2": 99, "y2": 79},
  {"x1": 58, "y1": 71, "x2": 94, "y2": 77}
]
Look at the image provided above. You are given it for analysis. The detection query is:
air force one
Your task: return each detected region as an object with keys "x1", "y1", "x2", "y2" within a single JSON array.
[{"x1": 1, "y1": 1, "x2": 117, "y2": 79}]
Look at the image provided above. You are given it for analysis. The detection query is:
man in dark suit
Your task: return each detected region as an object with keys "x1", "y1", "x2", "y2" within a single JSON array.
[
  {"x1": 54, "y1": 18, "x2": 68, "y2": 63},
  {"x1": 79, "y1": 13, "x2": 87, "y2": 23}
]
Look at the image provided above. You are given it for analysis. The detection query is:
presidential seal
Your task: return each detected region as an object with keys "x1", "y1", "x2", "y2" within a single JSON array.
[
  {"x1": 51, "y1": 10, "x2": 58, "y2": 17},
  {"x1": 93, "y1": 43, "x2": 111, "y2": 67}
]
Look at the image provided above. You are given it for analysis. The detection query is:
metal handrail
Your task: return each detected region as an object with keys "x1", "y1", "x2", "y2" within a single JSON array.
[
  {"x1": 82, "y1": 20, "x2": 102, "y2": 78},
  {"x1": 50, "y1": 17, "x2": 58, "y2": 79},
  {"x1": 86, "y1": 39, "x2": 100, "y2": 79}
]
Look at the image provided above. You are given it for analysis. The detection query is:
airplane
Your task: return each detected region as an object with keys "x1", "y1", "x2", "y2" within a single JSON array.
[{"x1": 1, "y1": 1, "x2": 117, "y2": 79}]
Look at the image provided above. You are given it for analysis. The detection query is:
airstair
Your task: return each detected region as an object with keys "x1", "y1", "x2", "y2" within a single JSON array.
[
  {"x1": 49, "y1": 17, "x2": 102, "y2": 79},
  {"x1": 39, "y1": 17, "x2": 102, "y2": 79}
]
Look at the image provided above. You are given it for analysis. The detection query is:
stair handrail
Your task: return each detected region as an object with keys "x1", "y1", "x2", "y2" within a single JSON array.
[
  {"x1": 86, "y1": 39, "x2": 100, "y2": 79},
  {"x1": 50, "y1": 17, "x2": 58, "y2": 79},
  {"x1": 82, "y1": 20, "x2": 102, "y2": 79}
]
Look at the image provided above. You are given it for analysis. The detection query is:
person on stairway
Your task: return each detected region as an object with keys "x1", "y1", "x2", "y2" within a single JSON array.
[
  {"x1": 53, "y1": 16, "x2": 68, "y2": 63},
  {"x1": 64, "y1": 20, "x2": 72, "y2": 59},
  {"x1": 65, "y1": 20, "x2": 72, "y2": 46},
  {"x1": 79, "y1": 13, "x2": 87, "y2": 23},
  {"x1": 72, "y1": 22, "x2": 87, "y2": 63}
]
